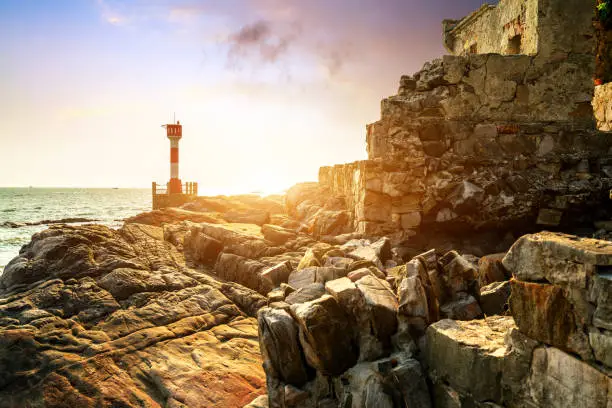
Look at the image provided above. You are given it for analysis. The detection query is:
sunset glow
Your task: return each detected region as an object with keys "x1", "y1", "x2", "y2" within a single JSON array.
[{"x1": 0, "y1": 0, "x2": 486, "y2": 192}]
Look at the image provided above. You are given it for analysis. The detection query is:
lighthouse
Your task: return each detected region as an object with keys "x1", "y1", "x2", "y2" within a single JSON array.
[
  {"x1": 152, "y1": 118, "x2": 198, "y2": 209},
  {"x1": 163, "y1": 121, "x2": 183, "y2": 194}
]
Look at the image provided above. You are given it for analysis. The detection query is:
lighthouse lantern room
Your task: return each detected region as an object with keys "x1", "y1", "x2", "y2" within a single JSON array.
[{"x1": 152, "y1": 118, "x2": 198, "y2": 209}]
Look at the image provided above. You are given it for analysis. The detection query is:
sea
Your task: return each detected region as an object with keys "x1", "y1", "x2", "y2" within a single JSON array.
[{"x1": 0, "y1": 188, "x2": 151, "y2": 274}]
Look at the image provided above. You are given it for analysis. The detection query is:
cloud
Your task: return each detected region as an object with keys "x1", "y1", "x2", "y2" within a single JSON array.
[
  {"x1": 96, "y1": 0, "x2": 127, "y2": 26},
  {"x1": 225, "y1": 20, "x2": 298, "y2": 69}
]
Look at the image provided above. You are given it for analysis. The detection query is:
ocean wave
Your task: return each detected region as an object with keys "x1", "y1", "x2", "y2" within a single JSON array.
[
  {"x1": 0, "y1": 236, "x2": 28, "y2": 245},
  {"x1": 1, "y1": 217, "x2": 99, "y2": 228}
]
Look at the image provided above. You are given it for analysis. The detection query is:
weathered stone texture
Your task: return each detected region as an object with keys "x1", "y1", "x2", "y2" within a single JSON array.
[
  {"x1": 504, "y1": 231, "x2": 612, "y2": 368},
  {"x1": 316, "y1": 48, "x2": 612, "y2": 250}
]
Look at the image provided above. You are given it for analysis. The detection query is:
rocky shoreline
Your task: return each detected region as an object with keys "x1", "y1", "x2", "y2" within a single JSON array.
[
  {"x1": 0, "y1": 191, "x2": 611, "y2": 407},
  {"x1": 3, "y1": 1, "x2": 612, "y2": 404}
]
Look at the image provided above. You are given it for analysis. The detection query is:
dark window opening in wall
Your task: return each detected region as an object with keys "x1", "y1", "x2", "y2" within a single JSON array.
[
  {"x1": 469, "y1": 43, "x2": 478, "y2": 54},
  {"x1": 508, "y1": 35, "x2": 522, "y2": 55}
]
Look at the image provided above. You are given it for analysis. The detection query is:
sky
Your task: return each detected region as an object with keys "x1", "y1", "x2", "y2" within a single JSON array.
[{"x1": 0, "y1": 0, "x2": 491, "y2": 193}]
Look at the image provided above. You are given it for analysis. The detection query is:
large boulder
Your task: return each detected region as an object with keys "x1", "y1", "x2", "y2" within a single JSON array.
[
  {"x1": 214, "y1": 253, "x2": 271, "y2": 295},
  {"x1": 183, "y1": 228, "x2": 224, "y2": 264},
  {"x1": 257, "y1": 307, "x2": 310, "y2": 386},
  {"x1": 289, "y1": 295, "x2": 358, "y2": 376},
  {"x1": 335, "y1": 352, "x2": 431, "y2": 408},
  {"x1": 525, "y1": 346, "x2": 612, "y2": 408},
  {"x1": 326, "y1": 276, "x2": 395, "y2": 361},
  {"x1": 0, "y1": 223, "x2": 268, "y2": 406},
  {"x1": 504, "y1": 232, "x2": 612, "y2": 366},
  {"x1": 355, "y1": 275, "x2": 399, "y2": 349},
  {"x1": 261, "y1": 224, "x2": 296, "y2": 246},
  {"x1": 424, "y1": 317, "x2": 520, "y2": 405},
  {"x1": 509, "y1": 279, "x2": 592, "y2": 360}
]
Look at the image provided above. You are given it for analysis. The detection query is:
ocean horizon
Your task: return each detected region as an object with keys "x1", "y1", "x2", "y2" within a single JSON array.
[
  {"x1": 0, "y1": 187, "x2": 152, "y2": 273},
  {"x1": 0, "y1": 186, "x2": 291, "y2": 273}
]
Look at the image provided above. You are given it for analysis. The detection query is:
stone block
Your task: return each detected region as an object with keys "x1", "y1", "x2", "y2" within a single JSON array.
[
  {"x1": 478, "y1": 253, "x2": 509, "y2": 287},
  {"x1": 260, "y1": 261, "x2": 292, "y2": 287},
  {"x1": 258, "y1": 307, "x2": 309, "y2": 386},
  {"x1": 355, "y1": 275, "x2": 399, "y2": 346},
  {"x1": 502, "y1": 231, "x2": 612, "y2": 285},
  {"x1": 526, "y1": 347, "x2": 612, "y2": 408},
  {"x1": 285, "y1": 283, "x2": 326, "y2": 305},
  {"x1": 290, "y1": 295, "x2": 357, "y2": 376},
  {"x1": 509, "y1": 280, "x2": 592, "y2": 360},
  {"x1": 424, "y1": 317, "x2": 516, "y2": 403},
  {"x1": 440, "y1": 292, "x2": 482, "y2": 321},
  {"x1": 480, "y1": 281, "x2": 510, "y2": 316}
]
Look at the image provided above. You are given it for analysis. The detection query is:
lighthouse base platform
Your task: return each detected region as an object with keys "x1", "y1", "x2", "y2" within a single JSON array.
[{"x1": 152, "y1": 182, "x2": 198, "y2": 210}]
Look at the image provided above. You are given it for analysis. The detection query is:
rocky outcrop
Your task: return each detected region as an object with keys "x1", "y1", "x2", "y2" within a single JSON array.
[
  {"x1": 504, "y1": 231, "x2": 612, "y2": 367},
  {"x1": 0, "y1": 223, "x2": 268, "y2": 407},
  {"x1": 312, "y1": 51, "x2": 612, "y2": 254}
]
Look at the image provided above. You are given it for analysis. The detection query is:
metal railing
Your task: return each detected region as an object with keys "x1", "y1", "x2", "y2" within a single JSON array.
[{"x1": 152, "y1": 181, "x2": 198, "y2": 196}]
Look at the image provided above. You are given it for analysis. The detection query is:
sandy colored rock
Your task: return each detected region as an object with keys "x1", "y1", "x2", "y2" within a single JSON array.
[{"x1": 0, "y1": 223, "x2": 268, "y2": 407}]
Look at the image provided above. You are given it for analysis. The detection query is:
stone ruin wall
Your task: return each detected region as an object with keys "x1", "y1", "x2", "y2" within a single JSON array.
[
  {"x1": 444, "y1": 0, "x2": 538, "y2": 56},
  {"x1": 318, "y1": 4, "x2": 612, "y2": 251},
  {"x1": 444, "y1": 0, "x2": 596, "y2": 59}
]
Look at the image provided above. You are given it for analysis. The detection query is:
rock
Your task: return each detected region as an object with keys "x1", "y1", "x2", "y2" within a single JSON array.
[
  {"x1": 296, "y1": 248, "x2": 321, "y2": 270},
  {"x1": 191, "y1": 223, "x2": 281, "y2": 260},
  {"x1": 509, "y1": 279, "x2": 592, "y2": 360},
  {"x1": 284, "y1": 385, "x2": 309, "y2": 406},
  {"x1": 525, "y1": 346, "x2": 612, "y2": 408},
  {"x1": 257, "y1": 307, "x2": 309, "y2": 386},
  {"x1": 183, "y1": 229, "x2": 224, "y2": 264},
  {"x1": 344, "y1": 238, "x2": 390, "y2": 270},
  {"x1": 325, "y1": 277, "x2": 385, "y2": 361},
  {"x1": 480, "y1": 281, "x2": 510, "y2": 316},
  {"x1": 261, "y1": 224, "x2": 296, "y2": 246},
  {"x1": 424, "y1": 317, "x2": 517, "y2": 403},
  {"x1": 398, "y1": 275, "x2": 430, "y2": 322},
  {"x1": 287, "y1": 267, "x2": 317, "y2": 289},
  {"x1": 502, "y1": 231, "x2": 612, "y2": 284},
  {"x1": 225, "y1": 209, "x2": 270, "y2": 226},
  {"x1": 124, "y1": 207, "x2": 224, "y2": 227},
  {"x1": 446, "y1": 181, "x2": 485, "y2": 214},
  {"x1": 98, "y1": 267, "x2": 196, "y2": 301},
  {"x1": 355, "y1": 275, "x2": 399, "y2": 348},
  {"x1": 289, "y1": 295, "x2": 357, "y2": 376},
  {"x1": 285, "y1": 283, "x2": 326, "y2": 305},
  {"x1": 214, "y1": 253, "x2": 272, "y2": 295},
  {"x1": 348, "y1": 259, "x2": 377, "y2": 271},
  {"x1": 478, "y1": 253, "x2": 509, "y2": 287},
  {"x1": 311, "y1": 210, "x2": 351, "y2": 237},
  {"x1": 440, "y1": 292, "x2": 482, "y2": 320},
  {"x1": 0, "y1": 223, "x2": 268, "y2": 406},
  {"x1": 285, "y1": 183, "x2": 327, "y2": 219},
  {"x1": 589, "y1": 328, "x2": 612, "y2": 368},
  {"x1": 244, "y1": 395, "x2": 269, "y2": 408},
  {"x1": 347, "y1": 267, "x2": 385, "y2": 282},
  {"x1": 439, "y1": 250, "x2": 479, "y2": 301},
  {"x1": 260, "y1": 261, "x2": 293, "y2": 288},
  {"x1": 323, "y1": 256, "x2": 353, "y2": 269}
]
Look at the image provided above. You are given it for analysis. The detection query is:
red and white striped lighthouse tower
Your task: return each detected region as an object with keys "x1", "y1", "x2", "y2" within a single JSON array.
[
  {"x1": 162, "y1": 120, "x2": 182, "y2": 194},
  {"x1": 152, "y1": 118, "x2": 197, "y2": 209}
]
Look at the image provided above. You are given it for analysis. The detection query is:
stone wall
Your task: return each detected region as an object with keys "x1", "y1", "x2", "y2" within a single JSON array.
[
  {"x1": 318, "y1": 53, "x2": 612, "y2": 250},
  {"x1": 444, "y1": 0, "x2": 539, "y2": 56}
]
